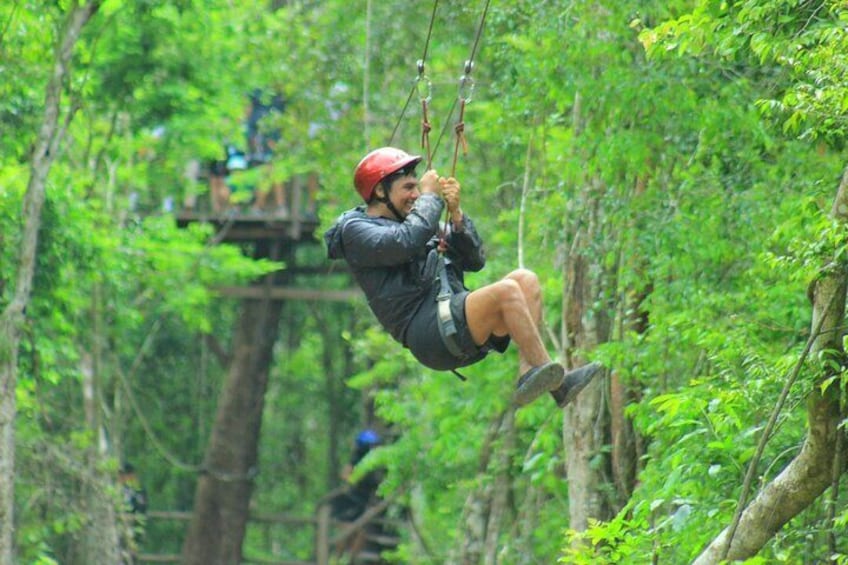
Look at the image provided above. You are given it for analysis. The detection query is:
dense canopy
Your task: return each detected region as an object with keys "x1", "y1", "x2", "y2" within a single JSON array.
[{"x1": 1, "y1": 1, "x2": 847, "y2": 563}]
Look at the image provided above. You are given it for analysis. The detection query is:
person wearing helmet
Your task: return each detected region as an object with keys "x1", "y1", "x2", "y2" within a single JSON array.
[
  {"x1": 333, "y1": 429, "x2": 384, "y2": 522},
  {"x1": 324, "y1": 147, "x2": 600, "y2": 407},
  {"x1": 355, "y1": 429, "x2": 381, "y2": 450}
]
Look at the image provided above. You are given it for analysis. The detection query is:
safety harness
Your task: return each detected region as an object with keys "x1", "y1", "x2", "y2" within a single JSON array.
[
  {"x1": 435, "y1": 252, "x2": 463, "y2": 358},
  {"x1": 432, "y1": 249, "x2": 469, "y2": 381}
]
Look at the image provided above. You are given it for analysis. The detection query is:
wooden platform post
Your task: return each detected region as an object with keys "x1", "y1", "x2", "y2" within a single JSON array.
[{"x1": 315, "y1": 503, "x2": 330, "y2": 565}]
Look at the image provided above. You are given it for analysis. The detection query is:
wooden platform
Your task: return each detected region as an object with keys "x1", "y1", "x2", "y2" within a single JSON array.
[
  {"x1": 174, "y1": 208, "x2": 359, "y2": 302},
  {"x1": 175, "y1": 210, "x2": 320, "y2": 244}
]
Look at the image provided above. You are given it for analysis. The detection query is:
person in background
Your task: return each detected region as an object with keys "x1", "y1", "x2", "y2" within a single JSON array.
[
  {"x1": 208, "y1": 155, "x2": 229, "y2": 213},
  {"x1": 181, "y1": 158, "x2": 202, "y2": 211},
  {"x1": 333, "y1": 429, "x2": 383, "y2": 522},
  {"x1": 330, "y1": 429, "x2": 388, "y2": 562},
  {"x1": 246, "y1": 89, "x2": 290, "y2": 217},
  {"x1": 118, "y1": 462, "x2": 148, "y2": 563}
]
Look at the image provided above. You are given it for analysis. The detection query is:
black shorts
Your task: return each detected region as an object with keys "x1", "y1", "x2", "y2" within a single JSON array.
[{"x1": 405, "y1": 290, "x2": 510, "y2": 371}]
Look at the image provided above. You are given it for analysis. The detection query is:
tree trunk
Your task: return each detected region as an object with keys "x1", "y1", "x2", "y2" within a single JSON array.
[
  {"x1": 181, "y1": 297, "x2": 283, "y2": 565},
  {"x1": 483, "y1": 410, "x2": 514, "y2": 565},
  {"x1": 693, "y1": 390, "x2": 844, "y2": 564},
  {"x1": 0, "y1": 3, "x2": 100, "y2": 560},
  {"x1": 73, "y1": 478, "x2": 121, "y2": 565},
  {"x1": 693, "y1": 165, "x2": 848, "y2": 563},
  {"x1": 452, "y1": 411, "x2": 511, "y2": 565},
  {"x1": 609, "y1": 164, "x2": 652, "y2": 504},
  {"x1": 609, "y1": 370, "x2": 638, "y2": 504},
  {"x1": 317, "y1": 308, "x2": 342, "y2": 491},
  {"x1": 562, "y1": 250, "x2": 614, "y2": 532},
  {"x1": 65, "y1": 351, "x2": 122, "y2": 565}
]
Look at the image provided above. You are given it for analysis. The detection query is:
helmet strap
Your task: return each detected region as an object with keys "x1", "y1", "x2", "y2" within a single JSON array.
[
  {"x1": 384, "y1": 198, "x2": 406, "y2": 221},
  {"x1": 376, "y1": 184, "x2": 406, "y2": 221}
]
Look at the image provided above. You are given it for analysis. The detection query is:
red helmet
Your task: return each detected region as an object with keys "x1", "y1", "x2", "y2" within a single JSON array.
[{"x1": 353, "y1": 147, "x2": 422, "y2": 201}]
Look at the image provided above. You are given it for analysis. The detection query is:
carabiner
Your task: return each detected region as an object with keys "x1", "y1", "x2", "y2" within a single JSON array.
[
  {"x1": 416, "y1": 59, "x2": 432, "y2": 103},
  {"x1": 458, "y1": 75, "x2": 474, "y2": 103},
  {"x1": 458, "y1": 59, "x2": 475, "y2": 103}
]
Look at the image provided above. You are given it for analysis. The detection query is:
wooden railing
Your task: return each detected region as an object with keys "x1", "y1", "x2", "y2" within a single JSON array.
[{"x1": 137, "y1": 499, "x2": 400, "y2": 565}]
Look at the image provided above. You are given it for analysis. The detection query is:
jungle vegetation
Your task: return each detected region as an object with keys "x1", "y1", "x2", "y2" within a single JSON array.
[{"x1": 1, "y1": 1, "x2": 847, "y2": 563}]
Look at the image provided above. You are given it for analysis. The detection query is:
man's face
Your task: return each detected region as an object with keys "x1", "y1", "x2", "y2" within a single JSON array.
[{"x1": 387, "y1": 174, "x2": 421, "y2": 216}]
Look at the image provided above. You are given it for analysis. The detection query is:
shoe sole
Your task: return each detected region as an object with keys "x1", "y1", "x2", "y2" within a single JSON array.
[
  {"x1": 515, "y1": 362, "x2": 565, "y2": 407},
  {"x1": 554, "y1": 362, "x2": 602, "y2": 408}
]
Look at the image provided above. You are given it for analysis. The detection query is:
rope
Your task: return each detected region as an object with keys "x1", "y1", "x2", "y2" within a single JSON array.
[
  {"x1": 393, "y1": 0, "x2": 491, "y2": 167},
  {"x1": 420, "y1": 0, "x2": 439, "y2": 72},
  {"x1": 439, "y1": 0, "x2": 491, "y2": 243},
  {"x1": 449, "y1": 96, "x2": 469, "y2": 178},
  {"x1": 421, "y1": 96, "x2": 433, "y2": 169},
  {"x1": 447, "y1": 0, "x2": 491, "y2": 176},
  {"x1": 388, "y1": 85, "x2": 416, "y2": 147},
  {"x1": 467, "y1": 0, "x2": 491, "y2": 69},
  {"x1": 389, "y1": 0, "x2": 493, "y2": 248},
  {"x1": 431, "y1": 96, "x2": 458, "y2": 160},
  {"x1": 388, "y1": 0, "x2": 440, "y2": 147}
]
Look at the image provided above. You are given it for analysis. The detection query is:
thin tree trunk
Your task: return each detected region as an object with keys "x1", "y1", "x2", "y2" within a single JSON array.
[
  {"x1": 609, "y1": 370, "x2": 638, "y2": 503},
  {"x1": 693, "y1": 165, "x2": 848, "y2": 563},
  {"x1": 74, "y1": 474, "x2": 121, "y2": 565},
  {"x1": 452, "y1": 412, "x2": 509, "y2": 565},
  {"x1": 561, "y1": 92, "x2": 615, "y2": 533},
  {"x1": 181, "y1": 297, "x2": 283, "y2": 565},
  {"x1": 70, "y1": 288, "x2": 121, "y2": 565},
  {"x1": 562, "y1": 247, "x2": 614, "y2": 532},
  {"x1": 483, "y1": 410, "x2": 514, "y2": 565},
  {"x1": 314, "y1": 306, "x2": 341, "y2": 491},
  {"x1": 362, "y1": 0, "x2": 372, "y2": 148},
  {"x1": 609, "y1": 178, "x2": 652, "y2": 506},
  {"x1": 0, "y1": 3, "x2": 100, "y2": 560}
]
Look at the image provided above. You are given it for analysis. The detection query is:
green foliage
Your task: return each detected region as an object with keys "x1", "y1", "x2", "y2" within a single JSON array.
[
  {"x1": 5, "y1": 0, "x2": 848, "y2": 562},
  {"x1": 9, "y1": 165, "x2": 278, "y2": 558},
  {"x1": 561, "y1": 507, "x2": 653, "y2": 564},
  {"x1": 547, "y1": 1, "x2": 848, "y2": 562},
  {"x1": 642, "y1": 0, "x2": 848, "y2": 147}
]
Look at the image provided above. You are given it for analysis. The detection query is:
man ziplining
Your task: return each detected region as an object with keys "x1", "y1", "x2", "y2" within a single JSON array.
[{"x1": 325, "y1": 147, "x2": 600, "y2": 407}]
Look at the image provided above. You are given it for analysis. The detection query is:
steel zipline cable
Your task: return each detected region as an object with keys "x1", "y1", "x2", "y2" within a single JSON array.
[
  {"x1": 432, "y1": 0, "x2": 491, "y2": 169},
  {"x1": 389, "y1": 0, "x2": 492, "y2": 169},
  {"x1": 388, "y1": 0, "x2": 440, "y2": 147}
]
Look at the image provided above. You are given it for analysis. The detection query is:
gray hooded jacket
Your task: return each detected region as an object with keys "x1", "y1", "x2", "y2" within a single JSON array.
[{"x1": 324, "y1": 193, "x2": 486, "y2": 346}]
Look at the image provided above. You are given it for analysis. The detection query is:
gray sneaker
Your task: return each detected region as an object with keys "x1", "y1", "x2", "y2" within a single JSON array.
[
  {"x1": 515, "y1": 362, "x2": 566, "y2": 407},
  {"x1": 549, "y1": 362, "x2": 602, "y2": 408}
]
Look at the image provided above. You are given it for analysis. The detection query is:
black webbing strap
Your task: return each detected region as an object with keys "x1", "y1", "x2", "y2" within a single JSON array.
[
  {"x1": 435, "y1": 253, "x2": 468, "y2": 381},
  {"x1": 436, "y1": 256, "x2": 462, "y2": 357}
]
